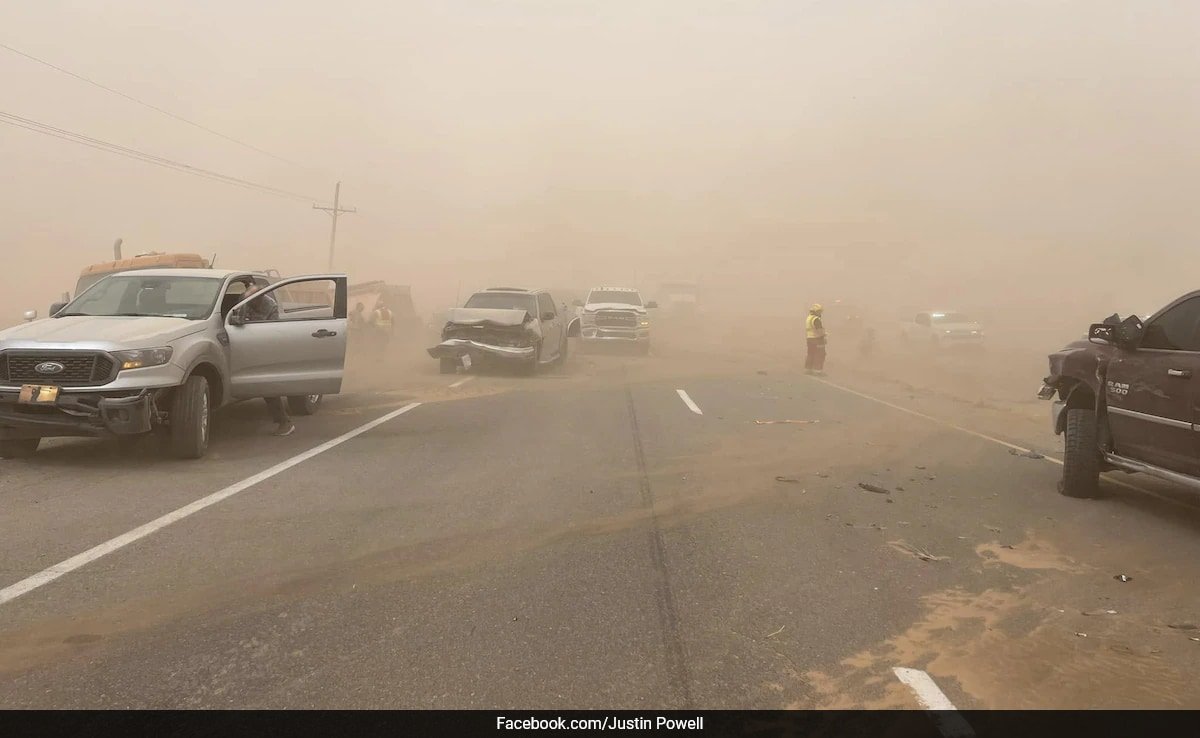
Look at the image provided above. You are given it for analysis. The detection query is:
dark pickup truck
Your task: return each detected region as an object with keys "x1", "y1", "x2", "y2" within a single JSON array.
[{"x1": 1039, "y1": 290, "x2": 1200, "y2": 497}]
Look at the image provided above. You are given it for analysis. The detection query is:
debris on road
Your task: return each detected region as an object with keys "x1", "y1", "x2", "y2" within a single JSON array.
[
  {"x1": 754, "y1": 419, "x2": 820, "y2": 425},
  {"x1": 775, "y1": 476, "x2": 803, "y2": 484},
  {"x1": 765, "y1": 625, "x2": 785, "y2": 638},
  {"x1": 1008, "y1": 448, "x2": 1046, "y2": 459},
  {"x1": 1083, "y1": 609, "x2": 1118, "y2": 616},
  {"x1": 1074, "y1": 632, "x2": 1088, "y2": 638},
  {"x1": 1114, "y1": 574, "x2": 1133, "y2": 583},
  {"x1": 816, "y1": 472, "x2": 830, "y2": 478},
  {"x1": 985, "y1": 525, "x2": 1002, "y2": 533},
  {"x1": 890, "y1": 540, "x2": 949, "y2": 562},
  {"x1": 858, "y1": 482, "x2": 891, "y2": 495},
  {"x1": 1167, "y1": 623, "x2": 1198, "y2": 631},
  {"x1": 915, "y1": 465, "x2": 927, "y2": 470},
  {"x1": 895, "y1": 485, "x2": 905, "y2": 491},
  {"x1": 757, "y1": 370, "x2": 769, "y2": 376}
]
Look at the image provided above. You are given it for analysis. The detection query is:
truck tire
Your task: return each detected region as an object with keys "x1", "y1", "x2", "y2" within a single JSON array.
[
  {"x1": 520, "y1": 343, "x2": 541, "y2": 376},
  {"x1": 0, "y1": 438, "x2": 41, "y2": 459},
  {"x1": 287, "y1": 394, "x2": 323, "y2": 416},
  {"x1": 439, "y1": 357, "x2": 458, "y2": 375},
  {"x1": 1059, "y1": 407, "x2": 1101, "y2": 498},
  {"x1": 168, "y1": 374, "x2": 210, "y2": 459}
]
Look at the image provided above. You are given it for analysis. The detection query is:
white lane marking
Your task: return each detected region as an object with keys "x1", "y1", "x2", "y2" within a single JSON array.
[
  {"x1": 676, "y1": 389, "x2": 703, "y2": 415},
  {"x1": 449, "y1": 375, "x2": 476, "y2": 389},
  {"x1": 810, "y1": 376, "x2": 1191, "y2": 509},
  {"x1": 893, "y1": 668, "x2": 975, "y2": 737},
  {"x1": 0, "y1": 402, "x2": 422, "y2": 608}
]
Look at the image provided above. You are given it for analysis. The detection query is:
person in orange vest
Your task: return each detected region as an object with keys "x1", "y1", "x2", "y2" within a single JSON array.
[{"x1": 805, "y1": 303, "x2": 827, "y2": 376}]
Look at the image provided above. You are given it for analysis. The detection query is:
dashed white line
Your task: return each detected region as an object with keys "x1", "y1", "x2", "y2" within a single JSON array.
[
  {"x1": 892, "y1": 667, "x2": 975, "y2": 737},
  {"x1": 676, "y1": 389, "x2": 703, "y2": 415},
  {"x1": 449, "y1": 375, "x2": 476, "y2": 389},
  {"x1": 809, "y1": 375, "x2": 1190, "y2": 509},
  {"x1": 0, "y1": 402, "x2": 422, "y2": 608}
]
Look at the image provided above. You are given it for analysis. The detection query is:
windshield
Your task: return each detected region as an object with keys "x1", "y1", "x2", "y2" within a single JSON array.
[
  {"x1": 587, "y1": 290, "x2": 642, "y2": 307},
  {"x1": 464, "y1": 292, "x2": 538, "y2": 312},
  {"x1": 58, "y1": 275, "x2": 224, "y2": 320},
  {"x1": 930, "y1": 312, "x2": 970, "y2": 324}
]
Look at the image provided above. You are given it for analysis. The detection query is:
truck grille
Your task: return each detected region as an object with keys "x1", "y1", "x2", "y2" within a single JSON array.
[
  {"x1": 595, "y1": 311, "x2": 639, "y2": 328},
  {"x1": 0, "y1": 351, "x2": 116, "y2": 387}
]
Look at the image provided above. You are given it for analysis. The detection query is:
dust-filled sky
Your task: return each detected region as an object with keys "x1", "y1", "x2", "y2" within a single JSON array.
[{"x1": 2, "y1": 0, "x2": 1197, "y2": 326}]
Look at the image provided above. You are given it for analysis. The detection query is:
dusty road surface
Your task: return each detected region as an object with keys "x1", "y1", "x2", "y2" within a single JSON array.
[{"x1": 3, "y1": 324, "x2": 1200, "y2": 710}]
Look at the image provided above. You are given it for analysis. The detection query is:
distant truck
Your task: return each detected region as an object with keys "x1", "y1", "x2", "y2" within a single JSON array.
[
  {"x1": 900, "y1": 310, "x2": 985, "y2": 349},
  {"x1": 1039, "y1": 291, "x2": 1200, "y2": 498},
  {"x1": 347, "y1": 281, "x2": 421, "y2": 338},
  {"x1": 574, "y1": 286, "x2": 656, "y2": 354}
]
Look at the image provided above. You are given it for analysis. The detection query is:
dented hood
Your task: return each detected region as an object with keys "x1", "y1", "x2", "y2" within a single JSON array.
[{"x1": 444, "y1": 307, "x2": 531, "y2": 328}]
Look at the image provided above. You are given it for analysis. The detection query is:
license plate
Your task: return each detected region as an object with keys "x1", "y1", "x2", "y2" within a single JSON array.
[
  {"x1": 19, "y1": 384, "x2": 60, "y2": 404},
  {"x1": 461, "y1": 354, "x2": 472, "y2": 369}
]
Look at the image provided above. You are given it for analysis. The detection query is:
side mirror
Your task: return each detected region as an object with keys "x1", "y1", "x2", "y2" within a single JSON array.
[
  {"x1": 646, "y1": 301, "x2": 658, "y2": 309},
  {"x1": 228, "y1": 308, "x2": 246, "y2": 327},
  {"x1": 1089, "y1": 315, "x2": 1143, "y2": 349},
  {"x1": 22, "y1": 309, "x2": 37, "y2": 322},
  {"x1": 541, "y1": 311, "x2": 556, "y2": 322},
  {"x1": 49, "y1": 302, "x2": 67, "y2": 317},
  {"x1": 572, "y1": 299, "x2": 583, "y2": 307}
]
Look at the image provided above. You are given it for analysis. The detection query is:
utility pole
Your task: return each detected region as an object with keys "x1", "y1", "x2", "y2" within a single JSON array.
[{"x1": 313, "y1": 181, "x2": 356, "y2": 271}]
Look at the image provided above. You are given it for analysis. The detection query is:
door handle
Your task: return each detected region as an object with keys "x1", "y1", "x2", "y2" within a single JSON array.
[
  {"x1": 312, "y1": 329, "x2": 338, "y2": 338},
  {"x1": 1167, "y1": 368, "x2": 1192, "y2": 378}
]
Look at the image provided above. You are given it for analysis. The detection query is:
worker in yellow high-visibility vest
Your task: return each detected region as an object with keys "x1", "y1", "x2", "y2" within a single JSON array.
[{"x1": 805, "y1": 303, "x2": 827, "y2": 376}]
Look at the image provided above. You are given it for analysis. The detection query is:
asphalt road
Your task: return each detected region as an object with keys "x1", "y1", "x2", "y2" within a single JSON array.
[{"x1": 3, "y1": 339, "x2": 1200, "y2": 709}]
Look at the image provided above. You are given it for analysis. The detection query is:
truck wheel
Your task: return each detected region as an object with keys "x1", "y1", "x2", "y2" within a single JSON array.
[
  {"x1": 0, "y1": 438, "x2": 41, "y2": 459},
  {"x1": 520, "y1": 344, "x2": 541, "y2": 376},
  {"x1": 1059, "y1": 407, "x2": 1101, "y2": 498},
  {"x1": 287, "y1": 394, "x2": 323, "y2": 416},
  {"x1": 439, "y1": 357, "x2": 458, "y2": 375},
  {"x1": 168, "y1": 374, "x2": 210, "y2": 460}
]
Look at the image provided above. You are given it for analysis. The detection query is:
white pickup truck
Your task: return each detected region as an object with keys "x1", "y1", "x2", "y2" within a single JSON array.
[{"x1": 900, "y1": 310, "x2": 985, "y2": 349}]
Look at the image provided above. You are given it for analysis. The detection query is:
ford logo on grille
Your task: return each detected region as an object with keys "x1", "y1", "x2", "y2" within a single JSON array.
[{"x1": 34, "y1": 361, "x2": 66, "y2": 375}]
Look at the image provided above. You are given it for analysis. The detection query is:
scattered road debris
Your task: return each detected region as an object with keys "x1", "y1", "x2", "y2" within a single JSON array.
[
  {"x1": 1168, "y1": 623, "x2": 1198, "y2": 631},
  {"x1": 1008, "y1": 448, "x2": 1045, "y2": 459},
  {"x1": 985, "y1": 526, "x2": 1002, "y2": 533},
  {"x1": 765, "y1": 625, "x2": 785, "y2": 638},
  {"x1": 1083, "y1": 609, "x2": 1118, "y2": 616},
  {"x1": 858, "y1": 482, "x2": 891, "y2": 495},
  {"x1": 1074, "y1": 632, "x2": 1088, "y2": 638},
  {"x1": 895, "y1": 485, "x2": 905, "y2": 491},
  {"x1": 754, "y1": 419, "x2": 820, "y2": 425},
  {"x1": 1000, "y1": 544, "x2": 1015, "y2": 550},
  {"x1": 775, "y1": 476, "x2": 803, "y2": 484},
  {"x1": 1114, "y1": 574, "x2": 1133, "y2": 583},
  {"x1": 891, "y1": 541, "x2": 949, "y2": 562},
  {"x1": 816, "y1": 472, "x2": 830, "y2": 478},
  {"x1": 915, "y1": 465, "x2": 927, "y2": 470}
]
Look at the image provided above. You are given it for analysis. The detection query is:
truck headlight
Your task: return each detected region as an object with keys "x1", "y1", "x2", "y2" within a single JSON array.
[
  {"x1": 113, "y1": 347, "x2": 173, "y2": 370},
  {"x1": 640, "y1": 320, "x2": 650, "y2": 327}
]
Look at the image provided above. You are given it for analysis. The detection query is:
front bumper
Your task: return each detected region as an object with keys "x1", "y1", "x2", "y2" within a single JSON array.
[
  {"x1": 427, "y1": 339, "x2": 537, "y2": 363},
  {"x1": 581, "y1": 327, "x2": 650, "y2": 342},
  {"x1": 0, "y1": 389, "x2": 157, "y2": 440}
]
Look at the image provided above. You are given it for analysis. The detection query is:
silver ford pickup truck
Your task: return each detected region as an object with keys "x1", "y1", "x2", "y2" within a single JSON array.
[{"x1": 0, "y1": 268, "x2": 348, "y2": 460}]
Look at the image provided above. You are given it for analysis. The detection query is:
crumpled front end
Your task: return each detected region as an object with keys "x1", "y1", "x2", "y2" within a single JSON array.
[{"x1": 427, "y1": 320, "x2": 541, "y2": 364}]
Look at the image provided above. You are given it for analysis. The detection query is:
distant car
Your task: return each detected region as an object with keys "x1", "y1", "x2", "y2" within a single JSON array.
[
  {"x1": 427, "y1": 288, "x2": 581, "y2": 375},
  {"x1": 574, "y1": 287, "x2": 657, "y2": 355},
  {"x1": 900, "y1": 310, "x2": 985, "y2": 349}
]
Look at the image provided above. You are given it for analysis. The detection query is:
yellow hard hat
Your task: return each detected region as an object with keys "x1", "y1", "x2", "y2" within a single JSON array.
[{"x1": 811, "y1": 303, "x2": 823, "y2": 314}]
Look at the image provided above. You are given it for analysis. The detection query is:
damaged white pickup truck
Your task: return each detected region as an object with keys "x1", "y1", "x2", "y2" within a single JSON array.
[{"x1": 428, "y1": 288, "x2": 580, "y2": 375}]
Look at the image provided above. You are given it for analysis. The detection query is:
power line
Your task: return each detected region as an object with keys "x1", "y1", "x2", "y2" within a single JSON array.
[
  {"x1": 0, "y1": 40, "x2": 310, "y2": 169},
  {"x1": 0, "y1": 110, "x2": 326, "y2": 204}
]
